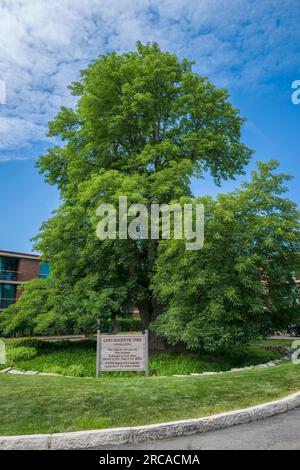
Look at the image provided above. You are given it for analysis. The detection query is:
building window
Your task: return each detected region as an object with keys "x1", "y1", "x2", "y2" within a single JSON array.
[
  {"x1": 0, "y1": 284, "x2": 16, "y2": 309},
  {"x1": 0, "y1": 256, "x2": 17, "y2": 281},
  {"x1": 39, "y1": 263, "x2": 50, "y2": 279}
]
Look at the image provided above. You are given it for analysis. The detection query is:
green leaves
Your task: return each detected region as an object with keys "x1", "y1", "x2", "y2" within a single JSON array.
[
  {"x1": 37, "y1": 42, "x2": 251, "y2": 197},
  {"x1": 0, "y1": 278, "x2": 56, "y2": 336},
  {"x1": 152, "y1": 161, "x2": 300, "y2": 351},
  {"x1": 8, "y1": 43, "x2": 260, "y2": 339}
]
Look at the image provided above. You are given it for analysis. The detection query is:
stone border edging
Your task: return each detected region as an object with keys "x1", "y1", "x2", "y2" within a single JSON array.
[{"x1": 1, "y1": 390, "x2": 300, "y2": 450}]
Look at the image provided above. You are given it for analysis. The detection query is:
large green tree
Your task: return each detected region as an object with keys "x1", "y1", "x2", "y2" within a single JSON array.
[
  {"x1": 32, "y1": 42, "x2": 252, "y2": 334},
  {"x1": 2, "y1": 44, "x2": 299, "y2": 348},
  {"x1": 152, "y1": 161, "x2": 300, "y2": 351}
]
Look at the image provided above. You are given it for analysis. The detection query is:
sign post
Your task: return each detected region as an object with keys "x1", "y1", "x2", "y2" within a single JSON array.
[
  {"x1": 96, "y1": 330, "x2": 149, "y2": 378},
  {"x1": 96, "y1": 319, "x2": 101, "y2": 379},
  {"x1": 144, "y1": 329, "x2": 149, "y2": 377}
]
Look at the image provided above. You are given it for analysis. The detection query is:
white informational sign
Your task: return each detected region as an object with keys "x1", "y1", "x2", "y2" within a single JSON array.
[
  {"x1": 96, "y1": 331, "x2": 148, "y2": 377},
  {"x1": 0, "y1": 341, "x2": 6, "y2": 364}
]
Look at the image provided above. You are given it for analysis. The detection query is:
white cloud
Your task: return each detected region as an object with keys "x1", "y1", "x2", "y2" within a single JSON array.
[
  {"x1": 0, "y1": 117, "x2": 48, "y2": 150},
  {"x1": 0, "y1": 0, "x2": 299, "y2": 161}
]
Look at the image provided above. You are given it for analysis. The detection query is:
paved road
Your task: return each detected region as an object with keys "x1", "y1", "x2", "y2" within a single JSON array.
[{"x1": 95, "y1": 409, "x2": 300, "y2": 450}]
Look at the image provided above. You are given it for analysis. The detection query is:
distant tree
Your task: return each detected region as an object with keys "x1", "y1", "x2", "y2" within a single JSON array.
[
  {"x1": 152, "y1": 161, "x2": 300, "y2": 351},
  {"x1": 0, "y1": 279, "x2": 56, "y2": 337},
  {"x1": 0, "y1": 275, "x2": 130, "y2": 337}
]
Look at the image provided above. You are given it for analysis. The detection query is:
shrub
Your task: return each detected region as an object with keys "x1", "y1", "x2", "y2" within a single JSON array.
[
  {"x1": 65, "y1": 364, "x2": 87, "y2": 377},
  {"x1": 118, "y1": 316, "x2": 142, "y2": 331},
  {"x1": 7, "y1": 346, "x2": 37, "y2": 363},
  {"x1": 5, "y1": 338, "x2": 45, "y2": 349}
]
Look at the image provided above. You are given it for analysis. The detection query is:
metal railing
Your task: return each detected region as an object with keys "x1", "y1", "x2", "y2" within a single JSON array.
[
  {"x1": 0, "y1": 270, "x2": 49, "y2": 281},
  {"x1": 0, "y1": 269, "x2": 18, "y2": 281},
  {"x1": 39, "y1": 273, "x2": 49, "y2": 279},
  {"x1": 0, "y1": 297, "x2": 15, "y2": 309}
]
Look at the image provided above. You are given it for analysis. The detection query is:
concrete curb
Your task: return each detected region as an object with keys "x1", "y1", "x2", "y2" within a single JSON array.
[{"x1": 1, "y1": 390, "x2": 300, "y2": 450}]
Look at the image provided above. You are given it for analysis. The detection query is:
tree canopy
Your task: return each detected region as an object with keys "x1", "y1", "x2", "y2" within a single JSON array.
[
  {"x1": 2, "y1": 43, "x2": 299, "y2": 351},
  {"x1": 152, "y1": 161, "x2": 300, "y2": 351},
  {"x1": 34, "y1": 42, "x2": 252, "y2": 333}
]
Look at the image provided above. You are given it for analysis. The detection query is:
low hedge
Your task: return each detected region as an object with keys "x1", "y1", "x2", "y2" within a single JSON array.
[{"x1": 117, "y1": 316, "x2": 142, "y2": 331}]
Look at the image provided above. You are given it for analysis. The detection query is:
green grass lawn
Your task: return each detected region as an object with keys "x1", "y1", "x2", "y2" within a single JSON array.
[
  {"x1": 260, "y1": 338, "x2": 297, "y2": 348},
  {"x1": 0, "y1": 361, "x2": 300, "y2": 436},
  {"x1": 1, "y1": 338, "x2": 283, "y2": 377}
]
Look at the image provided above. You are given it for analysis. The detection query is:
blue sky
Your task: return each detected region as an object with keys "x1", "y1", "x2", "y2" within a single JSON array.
[{"x1": 0, "y1": 0, "x2": 299, "y2": 253}]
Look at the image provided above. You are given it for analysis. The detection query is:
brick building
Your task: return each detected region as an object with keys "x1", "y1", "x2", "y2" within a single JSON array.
[{"x1": 0, "y1": 250, "x2": 50, "y2": 310}]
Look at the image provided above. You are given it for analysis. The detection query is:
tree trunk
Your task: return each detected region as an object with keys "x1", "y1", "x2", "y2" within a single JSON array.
[
  {"x1": 137, "y1": 296, "x2": 168, "y2": 352},
  {"x1": 137, "y1": 299, "x2": 152, "y2": 330},
  {"x1": 111, "y1": 312, "x2": 118, "y2": 333}
]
